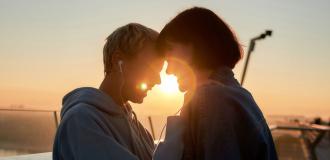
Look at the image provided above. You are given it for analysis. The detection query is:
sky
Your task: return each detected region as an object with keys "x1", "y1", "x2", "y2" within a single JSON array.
[{"x1": 0, "y1": 0, "x2": 329, "y2": 118}]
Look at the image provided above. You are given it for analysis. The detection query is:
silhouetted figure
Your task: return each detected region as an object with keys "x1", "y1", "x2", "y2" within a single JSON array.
[
  {"x1": 53, "y1": 23, "x2": 164, "y2": 160},
  {"x1": 155, "y1": 7, "x2": 278, "y2": 160}
]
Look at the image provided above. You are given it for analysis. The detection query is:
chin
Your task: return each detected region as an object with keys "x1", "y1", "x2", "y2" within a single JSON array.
[
  {"x1": 178, "y1": 83, "x2": 189, "y2": 92},
  {"x1": 179, "y1": 87, "x2": 187, "y2": 92},
  {"x1": 129, "y1": 96, "x2": 145, "y2": 104},
  {"x1": 134, "y1": 99, "x2": 144, "y2": 104}
]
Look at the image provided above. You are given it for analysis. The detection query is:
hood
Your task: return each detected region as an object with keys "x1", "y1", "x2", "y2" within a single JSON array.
[{"x1": 61, "y1": 87, "x2": 123, "y2": 118}]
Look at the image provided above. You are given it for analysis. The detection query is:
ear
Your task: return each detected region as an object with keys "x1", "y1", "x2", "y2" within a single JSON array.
[{"x1": 110, "y1": 51, "x2": 123, "y2": 72}]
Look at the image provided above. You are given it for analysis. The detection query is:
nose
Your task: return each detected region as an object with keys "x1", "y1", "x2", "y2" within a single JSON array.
[
  {"x1": 148, "y1": 70, "x2": 161, "y2": 88},
  {"x1": 166, "y1": 63, "x2": 175, "y2": 75},
  {"x1": 156, "y1": 74, "x2": 161, "y2": 85},
  {"x1": 154, "y1": 74, "x2": 161, "y2": 85}
]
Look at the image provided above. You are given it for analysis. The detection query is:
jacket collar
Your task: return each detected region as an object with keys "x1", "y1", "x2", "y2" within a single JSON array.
[{"x1": 209, "y1": 67, "x2": 241, "y2": 87}]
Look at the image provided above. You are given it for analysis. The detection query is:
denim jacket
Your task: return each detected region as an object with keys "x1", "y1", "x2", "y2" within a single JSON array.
[{"x1": 180, "y1": 67, "x2": 278, "y2": 160}]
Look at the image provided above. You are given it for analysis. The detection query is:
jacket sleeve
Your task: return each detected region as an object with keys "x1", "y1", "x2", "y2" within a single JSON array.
[
  {"x1": 55, "y1": 107, "x2": 138, "y2": 160},
  {"x1": 190, "y1": 87, "x2": 242, "y2": 160}
]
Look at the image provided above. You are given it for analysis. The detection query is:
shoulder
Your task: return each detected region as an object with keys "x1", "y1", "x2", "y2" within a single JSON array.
[
  {"x1": 186, "y1": 80, "x2": 250, "y2": 118},
  {"x1": 62, "y1": 104, "x2": 95, "y2": 120},
  {"x1": 191, "y1": 81, "x2": 235, "y2": 106},
  {"x1": 194, "y1": 80, "x2": 266, "y2": 128},
  {"x1": 60, "y1": 103, "x2": 107, "y2": 130}
]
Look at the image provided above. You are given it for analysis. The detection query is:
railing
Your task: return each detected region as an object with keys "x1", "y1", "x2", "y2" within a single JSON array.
[
  {"x1": 270, "y1": 124, "x2": 330, "y2": 160},
  {"x1": 0, "y1": 152, "x2": 51, "y2": 160},
  {"x1": 0, "y1": 108, "x2": 60, "y2": 129},
  {"x1": 269, "y1": 124, "x2": 330, "y2": 132},
  {"x1": 1, "y1": 108, "x2": 330, "y2": 160}
]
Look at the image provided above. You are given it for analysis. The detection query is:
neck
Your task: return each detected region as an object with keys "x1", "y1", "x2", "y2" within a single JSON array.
[
  {"x1": 195, "y1": 69, "x2": 213, "y2": 87},
  {"x1": 184, "y1": 69, "x2": 213, "y2": 105},
  {"x1": 99, "y1": 74, "x2": 125, "y2": 106}
]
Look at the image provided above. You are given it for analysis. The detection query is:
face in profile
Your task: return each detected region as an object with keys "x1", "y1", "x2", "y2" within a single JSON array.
[
  {"x1": 165, "y1": 41, "x2": 196, "y2": 92},
  {"x1": 122, "y1": 43, "x2": 164, "y2": 103}
]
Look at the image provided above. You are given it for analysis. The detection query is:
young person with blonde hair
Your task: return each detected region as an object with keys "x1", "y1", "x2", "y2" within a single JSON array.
[{"x1": 53, "y1": 23, "x2": 164, "y2": 160}]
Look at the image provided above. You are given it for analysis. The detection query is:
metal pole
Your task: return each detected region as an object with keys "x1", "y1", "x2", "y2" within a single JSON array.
[
  {"x1": 53, "y1": 111, "x2": 59, "y2": 129},
  {"x1": 148, "y1": 116, "x2": 156, "y2": 140},
  {"x1": 240, "y1": 40, "x2": 255, "y2": 86},
  {"x1": 240, "y1": 30, "x2": 272, "y2": 86}
]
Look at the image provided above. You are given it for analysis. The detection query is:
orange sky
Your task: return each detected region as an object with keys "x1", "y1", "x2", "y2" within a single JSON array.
[{"x1": 0, "y1": 0, "x2": 330, "y2": 118}]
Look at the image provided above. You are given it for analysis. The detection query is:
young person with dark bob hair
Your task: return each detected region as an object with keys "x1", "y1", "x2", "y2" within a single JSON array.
[{"x1": 155, "y1": 7, "x2": 278, "y2": 160}]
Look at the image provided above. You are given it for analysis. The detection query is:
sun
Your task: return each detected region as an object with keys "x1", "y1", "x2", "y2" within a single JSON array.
[
  {"x1": 158, "y1": 62, "x2": 180, "y2": 94},
  {"x1": 132, "y1": 61, "x2": 184, "y2": 116}
]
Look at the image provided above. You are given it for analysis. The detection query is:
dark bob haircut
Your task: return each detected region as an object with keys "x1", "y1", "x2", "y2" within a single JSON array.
[{"x1": 157, "y1": 7, "x2": 243, "y2": 69}]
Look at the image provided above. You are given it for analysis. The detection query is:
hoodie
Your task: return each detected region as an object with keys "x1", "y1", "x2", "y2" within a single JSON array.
[
  {"x1": 53, "y1": 87, "x2": 154, "y2": 160},
  {"x1": 180, "y1": 67, "x2": 278, "y2": 160}
]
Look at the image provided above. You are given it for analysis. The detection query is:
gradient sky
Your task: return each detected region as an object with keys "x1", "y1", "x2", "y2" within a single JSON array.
[{"x1": 0, "y1": 0, "x2": 329, "y2": 118}]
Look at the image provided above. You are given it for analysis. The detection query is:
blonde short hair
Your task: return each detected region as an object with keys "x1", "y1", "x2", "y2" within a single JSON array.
[{"x1": 103, "y1": 23, "x2": 159, "y2": 74}]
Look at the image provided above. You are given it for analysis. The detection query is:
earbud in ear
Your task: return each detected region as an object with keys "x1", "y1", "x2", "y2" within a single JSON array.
[{"x1": 118, "y1": 60, "x2": 123, "y2": 73}]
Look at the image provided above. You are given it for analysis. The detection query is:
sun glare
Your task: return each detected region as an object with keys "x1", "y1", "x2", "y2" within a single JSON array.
[
  {"x1": 159, "y1": 62, "x2": 180, "y2": 94},
  {"x1": 140, "y1": 83, "x2": 148, "y2": 91},
  {"x1": 132, "y1": 61, "x2": 184, "y2": 116}
]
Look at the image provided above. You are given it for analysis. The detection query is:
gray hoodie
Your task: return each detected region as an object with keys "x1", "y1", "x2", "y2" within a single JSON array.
[{"x1": 53, "y1": 87, "x2": 154, "y2": 160}]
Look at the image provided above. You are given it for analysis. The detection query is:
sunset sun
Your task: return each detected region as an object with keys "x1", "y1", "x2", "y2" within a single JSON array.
[{"x1": 158, "y1": 62, "x2": 180, "y2": 94}]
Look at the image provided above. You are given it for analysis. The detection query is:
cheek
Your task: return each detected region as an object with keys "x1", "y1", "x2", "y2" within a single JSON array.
[
  {"x1": 128, "y1": 67, "x2": 152, "y2": 87},
  {"x1": 122, "y1": 65, "x2": 142, "y2": 88},
  {"x1": 166, "y1": 62, "x2": 176, "y2": 74}
]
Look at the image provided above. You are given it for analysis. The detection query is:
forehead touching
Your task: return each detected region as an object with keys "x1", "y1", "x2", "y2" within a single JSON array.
[{"x1": 161, "y1": 40, "x2": 193, "y2": 62}]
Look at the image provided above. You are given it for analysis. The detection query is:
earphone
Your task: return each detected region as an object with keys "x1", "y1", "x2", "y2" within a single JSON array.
[{"x1": 118, "y1": 60, "x2": 123, "y2": 73}]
